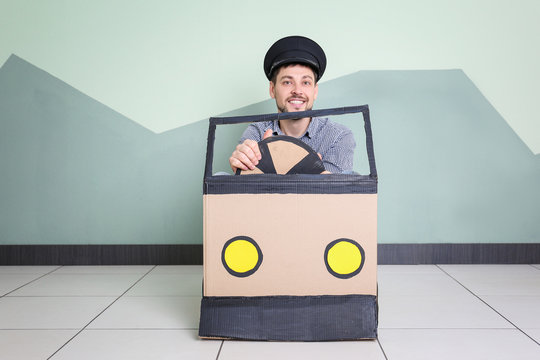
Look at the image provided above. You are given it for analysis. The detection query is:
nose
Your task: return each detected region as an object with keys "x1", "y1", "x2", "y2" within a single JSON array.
[{"x1": 291, "y1": 84, "x2": 303, "y2": 96}]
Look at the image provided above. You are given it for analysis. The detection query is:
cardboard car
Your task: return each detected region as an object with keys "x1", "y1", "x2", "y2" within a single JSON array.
[{"x1": 199, "y1": 106, "x2": 378, "y2": 341}]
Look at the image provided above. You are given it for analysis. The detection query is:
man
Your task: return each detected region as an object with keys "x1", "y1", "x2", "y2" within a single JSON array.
[{"x1": 229, "y1": 35, "x2": 355, "y2": 174}]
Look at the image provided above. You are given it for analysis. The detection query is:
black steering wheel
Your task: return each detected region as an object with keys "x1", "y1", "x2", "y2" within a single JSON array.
[{"x1": 236, "y1": 135, "x2": 326, "y2": 175}]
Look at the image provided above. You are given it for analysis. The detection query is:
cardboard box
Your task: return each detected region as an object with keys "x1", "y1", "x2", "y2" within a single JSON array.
[{"x1": 199, "y1": 106, "x2": 378, "y2": 341}]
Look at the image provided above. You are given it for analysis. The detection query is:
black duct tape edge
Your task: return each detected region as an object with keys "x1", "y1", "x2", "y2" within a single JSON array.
[
  {"x1": 204, "y1": 105, "x2": 377, "y2": 181},
  {"x1": 204, "y1": 174, "x2": 377, "y2": 195},
  {"x1": 209, "y1": 106, "x2": 369, "y2": 125},
  {"x1": 199, "y1": 294, "x2": 378, "y2": 341}
]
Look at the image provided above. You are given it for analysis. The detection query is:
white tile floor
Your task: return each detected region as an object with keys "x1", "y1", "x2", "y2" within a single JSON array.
[{"x1": 1, "y1": 265, "x2": 539, "y2": 360}]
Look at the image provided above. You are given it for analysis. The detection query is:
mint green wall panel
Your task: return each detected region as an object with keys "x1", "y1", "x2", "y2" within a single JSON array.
[
  {"x1": 1, "y1": 55, "x2": 206, "y2": 244},
  {"x1": 1, "y1": 55, "x2": 539, "y2": 245},
  {"x1": 317, "y1": 70, "x2": 539, "y2": 243}
]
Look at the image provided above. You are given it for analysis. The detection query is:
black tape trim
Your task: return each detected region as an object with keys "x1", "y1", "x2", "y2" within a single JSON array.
[
  {"x1": 203, "y1": 106, "x2": 377, "y2": 181},
  {"x1": 264, "y1": 135, "x2": 325, "y2": 174},
  {"x1": 199, "y1": 294, "x2": 378, "y2": 341},
  {"x1": 235, "y1": 140, "x2": 276, "y2": 175},
  {"x1": 209, "y1": 106, "x2": 368, "y2": 126},
  {"x1": 204, "y1": 174, "x2": 377, "y2": 195},
  {"x1": 253, "y1": 140, "x2": 276, "y2": 174},
  {"x1": 286, "y1": 152, "x2": 325, "y2": 174},
  {"x1": 236, "y1": 136, "x2": 323, "y2": 175},
  {"x1": 363, "y1": 108, "x2": 377, "y2": 180},
  {"x1": 203, "y1": 122, "x2": 217, "y2": 188}
]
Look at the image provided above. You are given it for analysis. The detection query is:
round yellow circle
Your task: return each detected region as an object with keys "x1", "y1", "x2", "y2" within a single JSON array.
[
  {"x1": 224, "y1": 239, "x2": 260, "y2": 274},
  {"x1": 327, "y1": 240, "x2": 362, "y2": 275}
]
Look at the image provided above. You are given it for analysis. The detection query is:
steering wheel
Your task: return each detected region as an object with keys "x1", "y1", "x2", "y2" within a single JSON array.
[{"x1": 236, "y1": 135, "x2": 326, "y2": 175}]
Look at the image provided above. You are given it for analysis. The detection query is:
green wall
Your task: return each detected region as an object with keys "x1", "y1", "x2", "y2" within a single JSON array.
[
  {"x1": 1, "y1": 1, "x2": 539, "y2": 152},
  {"x1": 1, "y1": 1, "x2": 539, "y2": 245},
  {"x1": 1, "y1": 56, "x2": 538, "y2": 245}
]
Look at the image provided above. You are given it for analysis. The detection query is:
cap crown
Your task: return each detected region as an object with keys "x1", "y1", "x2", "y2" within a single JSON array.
[{"x1": 264, "y1": 36, "x2": 326, "y2": 81}]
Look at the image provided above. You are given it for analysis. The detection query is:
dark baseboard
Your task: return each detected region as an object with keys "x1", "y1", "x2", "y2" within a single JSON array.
[
  {"x1": 0, "y1": 245, "x2": 203, "y2": 265},
  {"x1": 377, "y1": 243, "x2": 540, "y2": 264},
  {"x1": 0, "y1": 243, "x2": 539, "y2": 265}
]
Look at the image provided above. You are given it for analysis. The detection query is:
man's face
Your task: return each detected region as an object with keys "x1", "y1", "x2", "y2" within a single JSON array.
[{"x1": 269, "y1": 64, "x2": 318, "y2": 113}]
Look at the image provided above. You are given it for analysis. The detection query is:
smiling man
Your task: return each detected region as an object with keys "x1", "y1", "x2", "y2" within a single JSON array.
[{"x1": 229, "y1": 36, "x2": 356, "y2": 174}]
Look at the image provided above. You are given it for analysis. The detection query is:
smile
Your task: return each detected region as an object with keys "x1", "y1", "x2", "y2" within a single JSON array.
[{"x1": 289, "y1": 99, "x2": 305, "y2": 104}]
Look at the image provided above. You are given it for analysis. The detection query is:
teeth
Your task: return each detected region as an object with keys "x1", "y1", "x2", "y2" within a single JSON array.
[{"x1": 290, "y1": 100, "x2": 304, "y2": 104}]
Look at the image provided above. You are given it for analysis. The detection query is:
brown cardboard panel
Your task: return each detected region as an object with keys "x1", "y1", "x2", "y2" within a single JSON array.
[
  {"x1": 203, "y1": 193, "x2": 377, "y2": 296},
  {"x1": 267, "y1": 140, "x2": 308, "y2": 174},
  {"x1": 239, "y1": 167, "x2": 264, "y2": 175}
]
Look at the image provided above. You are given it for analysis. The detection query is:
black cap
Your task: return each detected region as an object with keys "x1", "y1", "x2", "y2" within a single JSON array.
[{"x1": 264, "y1": 36, "x2": 326, "y2": 82}]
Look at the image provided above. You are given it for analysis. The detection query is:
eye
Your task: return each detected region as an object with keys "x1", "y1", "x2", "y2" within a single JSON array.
[
  {"x1": 221, "y1": 236, "x2": 263, "y2": 277},
  {"x1": 324, "y1": 239, "x2": 365, "y2": 279}
]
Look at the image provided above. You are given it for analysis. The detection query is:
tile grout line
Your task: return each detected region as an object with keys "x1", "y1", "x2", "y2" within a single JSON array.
[
  {"x1": 376, "y1": 337, "x2": 389, "y2": 360},
  {"x1": 528, "y1": 264, "x2": 540, "y2": 271},
  {"x1": 46, "y1": 265, "x2": 158, "y2": 360},
  {"x1": 435, "y1": 264, "x2": 540, "y2": 347},
  {"x1": 215, "y1": 340, "x2": 224, "y2": 360},
  {"x1": 1, "y1": 266, "x2": 63, "y2": 298}
]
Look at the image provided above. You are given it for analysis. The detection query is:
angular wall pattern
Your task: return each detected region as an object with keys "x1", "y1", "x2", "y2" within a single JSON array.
[{"x1": 1, "y1": 55, "x2": 538, "y2": 245}]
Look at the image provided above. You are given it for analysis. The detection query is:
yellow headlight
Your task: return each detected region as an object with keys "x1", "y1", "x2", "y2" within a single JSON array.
[
  {"x1": 222, "y1": 236, "x2": 262, "y2": 277},
  {"x1": 324, "y1": 239, "x2": 365, "y2": 279}
]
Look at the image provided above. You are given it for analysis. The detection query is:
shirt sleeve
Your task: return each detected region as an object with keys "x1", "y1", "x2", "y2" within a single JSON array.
[
  {"x1": 239, "y1": 122, "x2": 273, "y2": 144},
  {"x1": 322, "y1": 128, "x2": 356, "y2": 173}
]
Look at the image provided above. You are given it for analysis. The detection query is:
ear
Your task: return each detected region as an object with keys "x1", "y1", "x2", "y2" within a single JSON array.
[{"x1": 269, "y1": 81, "x2": 276, "y2": 99}]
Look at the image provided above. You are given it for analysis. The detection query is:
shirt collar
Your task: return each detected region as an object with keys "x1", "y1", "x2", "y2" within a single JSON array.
[
  {"x1": 271, "y1": 120, "x2": 283, "y2": 136},
  {"x1": 272, "y1": 117, "x2": 320, "y2": 139}
]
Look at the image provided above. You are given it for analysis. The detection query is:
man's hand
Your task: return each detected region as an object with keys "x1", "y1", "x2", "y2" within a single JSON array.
[{"x1": 229, "y1": 129, "x2": 273, "y2": 172}]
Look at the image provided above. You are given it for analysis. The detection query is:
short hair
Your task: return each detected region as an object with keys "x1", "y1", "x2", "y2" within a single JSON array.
[{"x1": 270, "y1": 63, "x2": 318, "y2": 84}]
